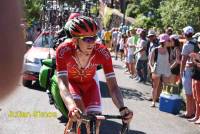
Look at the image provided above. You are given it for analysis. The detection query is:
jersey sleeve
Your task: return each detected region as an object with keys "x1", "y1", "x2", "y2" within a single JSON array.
[
  {"x1": 97, "y1": 45, "x2": 115, "y2": 79},
  {"x1": 56, "y1": 43, "x2": 72, "y2": 77}
]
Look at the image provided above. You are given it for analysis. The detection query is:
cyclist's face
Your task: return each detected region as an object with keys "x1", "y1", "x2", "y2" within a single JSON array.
[{"x1": 78, "y1": 35, "x2": 97, "y2": 54}]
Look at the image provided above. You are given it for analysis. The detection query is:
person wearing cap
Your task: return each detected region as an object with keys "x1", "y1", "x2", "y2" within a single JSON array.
[
  {"x1": 146, "y1": 30, "x2": 159, "y2": 101},
  {"x1": 189, "y1": 36, "x2": 200, "y2": 124},
  {"x1": 134, "y1": 28, "x2": 148, "y2": 83},
  {"x1": 147, "y1": 30, "x2": 159, "y2": 58},
  {"x1": 180, "y1": 26, "x2": 196, "y2": 119},
  {"x1": 149, "y1": 33, "x2": 172, "y2": 107},
  {"x1": 169, "y1": 34, "x2": 182, "y2": 84}
]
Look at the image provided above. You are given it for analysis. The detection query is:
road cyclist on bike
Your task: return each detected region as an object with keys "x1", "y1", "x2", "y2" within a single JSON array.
[{"x1": 56, "y1": 16, "x2": 133, "y2": 134}]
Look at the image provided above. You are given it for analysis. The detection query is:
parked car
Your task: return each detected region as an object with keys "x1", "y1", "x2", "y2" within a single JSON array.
[{"x1": 23, "y1": 31, "x2": 56, "y2": 87}]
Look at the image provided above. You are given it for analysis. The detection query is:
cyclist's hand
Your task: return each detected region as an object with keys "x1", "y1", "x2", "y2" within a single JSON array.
[
  {"x1": 119, "y1": 107, "x2": 133, "y2": 124},
  {"x1": 68, "y1": 107, "x2": 82, "y2": 121}
]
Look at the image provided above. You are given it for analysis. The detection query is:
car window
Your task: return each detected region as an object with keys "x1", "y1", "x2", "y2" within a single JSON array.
[{"x1": 33, "y1": 34, "x2": 54, "y2": 48}]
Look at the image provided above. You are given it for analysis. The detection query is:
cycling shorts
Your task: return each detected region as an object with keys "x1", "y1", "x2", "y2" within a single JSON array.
[{"x1": 68, "y1": 79, "x2": 102, "y2": 113}]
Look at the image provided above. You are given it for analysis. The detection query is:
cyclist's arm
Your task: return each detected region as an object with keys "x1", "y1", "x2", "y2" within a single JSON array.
[
  {"x1": 57, "y1": 75, "x2": 76, "y2": 111},
  {"x1": 106, "y1": 77, "x2": 133, "y2": 123},
  {"x1": 56, "y1": 43, "x2": 77, "y2": 111},
  {"x1": 106, "y1": 77, "x2": 124, "y2": 109}
]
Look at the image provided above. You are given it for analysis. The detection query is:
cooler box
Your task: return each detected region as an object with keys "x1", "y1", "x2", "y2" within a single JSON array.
[{"x1": 159, "y1": 93, "x2": 182, "y2": 115}]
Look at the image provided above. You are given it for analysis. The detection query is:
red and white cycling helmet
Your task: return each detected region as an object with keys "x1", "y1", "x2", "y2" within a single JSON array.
[
  {"x1": 68, "y1": 12, "x2": 81, "y2": 21},
  {"x1": 67, "y1": 16, "x2": 99, "y2": 37}
]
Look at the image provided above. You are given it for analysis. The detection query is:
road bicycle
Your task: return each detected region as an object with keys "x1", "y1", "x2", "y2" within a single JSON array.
[{"x1": 66, "y1": 114, "x2": 129, "y2": 134}]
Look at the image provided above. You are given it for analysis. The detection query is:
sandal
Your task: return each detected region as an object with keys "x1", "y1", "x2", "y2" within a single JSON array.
[{"x1": 178, "y1": 113, "x2": 195, "y2": 119}]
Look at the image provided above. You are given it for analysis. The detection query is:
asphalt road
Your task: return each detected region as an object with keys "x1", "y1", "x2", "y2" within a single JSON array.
[{"x1": 0, "y1": 56, "x2": 200, "y2": 134}]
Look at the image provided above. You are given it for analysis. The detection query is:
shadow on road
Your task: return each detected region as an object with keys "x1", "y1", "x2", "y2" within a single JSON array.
[
  {"x1": 57, "y1": 115, "x2": 146, "y2": 134},
  {"x1": 57, "y1": 115, "x2": 67, "y2": 124},
  {"x1": 28, "y1": 80, "x2": 146, "y2": 101},
  {"x1": 101, "y1": 120, "x2": 146, "y2": 134},
  {"x1": 27, "y1": 81, "x2": 46, "y2": 92},
  {"x1": 100, "y1": 81, "x2": 145, "y2": 101}
]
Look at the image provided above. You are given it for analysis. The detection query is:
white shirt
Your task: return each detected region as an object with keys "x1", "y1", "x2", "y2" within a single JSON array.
[{"x1": 127, "y1": 37, "x2": 135, "y2": 55}]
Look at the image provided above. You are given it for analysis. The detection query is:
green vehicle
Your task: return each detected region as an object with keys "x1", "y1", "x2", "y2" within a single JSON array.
[{"x1": 39, "y1": 58, "x2": 68, "y2": 118}]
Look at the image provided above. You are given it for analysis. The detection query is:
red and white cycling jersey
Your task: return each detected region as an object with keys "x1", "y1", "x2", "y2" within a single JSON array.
[{"x1": 56, "y1": 41, "x2": 115, "y2": 112}]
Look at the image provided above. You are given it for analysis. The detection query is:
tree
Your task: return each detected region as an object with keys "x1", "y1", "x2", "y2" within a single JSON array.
[
  {"x1": 159, "y1": 0, "x2": 200, "y2": 32},
  {"x1": 126, "y1": 0, "x2": 163, "y2": 28},
  {"x1": 24, "y1": 0, "x2": 42, "y2": 26},
  {"x1": 58, "y1": 0, "x2": 79, "y2": 5}
]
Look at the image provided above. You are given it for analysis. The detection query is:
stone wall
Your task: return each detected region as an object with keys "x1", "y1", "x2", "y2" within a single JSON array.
[{"x1": 99, "y1": 3, "x2": 134, "y2": 29}]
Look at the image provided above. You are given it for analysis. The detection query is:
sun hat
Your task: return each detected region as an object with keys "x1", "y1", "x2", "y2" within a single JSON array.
[
  {"x1": 147, "y1": 30, "x2": 156, "y2": 37},
  {"x1": 159, "y1": 33, "x2": 170, "y2": 43},
  {"x1": 183, "y1": 26, "x2": 194, "y2": 35}
]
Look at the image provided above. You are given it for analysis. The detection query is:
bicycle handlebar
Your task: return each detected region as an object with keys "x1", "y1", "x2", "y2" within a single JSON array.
[{"x1": 80, "y1": 114, "x2": 129, "y2": 134}]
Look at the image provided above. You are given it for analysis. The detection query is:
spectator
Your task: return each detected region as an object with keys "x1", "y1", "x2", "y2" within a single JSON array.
[
  {"x1": 134, "y1": 28, "x2": 148, "y2": 83},
  {"x1": 126, "y1": 28, "x2": 137, "y2": 78},
  {"x1": 147, "y1": 30, "x2": 159, "y2": 83},
  {"x1": 149, "y1": 34, "x2": 171, "y2": 107},
  {"x1": 180, "y1": 26, "x2": 196, "y2": 119},
  {"x1": 189, "y1": 36, "x2": 200, "y2": 124},
  {"x1": 147, "y1": 30, "x2": 159, "y2": 56},
  {"x1": 103, "y1": 28, "x2": 112, "y2": 50},
  {"x1": 119, "y1": 33, "x2": 128, "y2": 61},
  {"x1": 112, "y1": 28, "x2": 119, "y2": 52},
  {"x1": 166, "y1": 27, "x2": 173, "y2": 36},
  {"x1": 115, "y1": 29, "x2": 122, "y2": 60},
  {"x1": 33, "y1": 27, "x2": 42, "y2": 41},
  {"x1": 169, "y1": 34, "x2": 182, "y2": 84}
]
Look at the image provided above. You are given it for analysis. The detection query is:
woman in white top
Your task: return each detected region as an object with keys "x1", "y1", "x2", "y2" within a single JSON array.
[
  {"x1": 149, "y1": 33, "x2": 171, "y2": 107},
  {"x1": 127, "y1": 34, "x2": 136, "y2": 78}
]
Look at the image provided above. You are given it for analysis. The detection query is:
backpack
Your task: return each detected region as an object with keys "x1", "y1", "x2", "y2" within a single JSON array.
[{"x1": 190, "y1": 41, "x2": 200, "y2": 80}]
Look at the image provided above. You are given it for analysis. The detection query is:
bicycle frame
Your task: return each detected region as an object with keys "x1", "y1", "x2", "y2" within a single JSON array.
[{"x1": 77, "y1": 114, "x2": 129, "y2": 134}]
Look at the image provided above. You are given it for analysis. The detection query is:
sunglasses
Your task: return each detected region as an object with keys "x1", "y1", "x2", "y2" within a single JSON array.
[{"x1": 79, "y1": 35, "x2": 97, "y2": 43}]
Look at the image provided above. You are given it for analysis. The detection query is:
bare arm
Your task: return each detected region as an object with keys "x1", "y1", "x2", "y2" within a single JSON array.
[
  {"x1": 171, "y1": 48, "x2": 181, "y2": 68},
  {"x1": 106, "y1": 77, "x2": 124, "y2": 109},
  {"x1": 149, "y1": 49, "x2": 155, "y2": 71},
  {"x1": 180, "y1": 55, "x2": 188, "y2": 77},
  {"x1": 57, "y1": 75, "x2": 77, "y2": 111}
]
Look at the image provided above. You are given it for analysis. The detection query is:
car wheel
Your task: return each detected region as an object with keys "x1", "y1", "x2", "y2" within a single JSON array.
[{"x1": 22, "y1": 80, "x2": 32, "y2": 87}]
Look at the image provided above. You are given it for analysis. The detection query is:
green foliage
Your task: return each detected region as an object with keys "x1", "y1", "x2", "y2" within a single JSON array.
[
  {"x1": 58, "y1": 0, "x2": 80, "y2": 5},
  {"x1": 125, "y1": 0, "x2": 200, "y2": 32},
  {"x1": 133, "y1": 14, "x2": 155, "y2": 29},
  {"x1": 126, "y1": 0, "x2": 163, "y2": 29},
  {"x1": 90, "y1": 5, "x2": 99, "y2": 15},
  {"x1": 159, "y1": 0, "x2": 200, "y2": 32},
  {"x1": 24, "y1": 0, "x2": 42, "y2": 26},
  {"x1": 126, "y1": 4, "x2": 140, "y2": 18}
]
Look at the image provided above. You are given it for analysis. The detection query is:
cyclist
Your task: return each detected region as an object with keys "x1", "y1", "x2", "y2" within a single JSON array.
[{"x1": 56, "y1": 16, "x2": 133, "y2": 134}]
